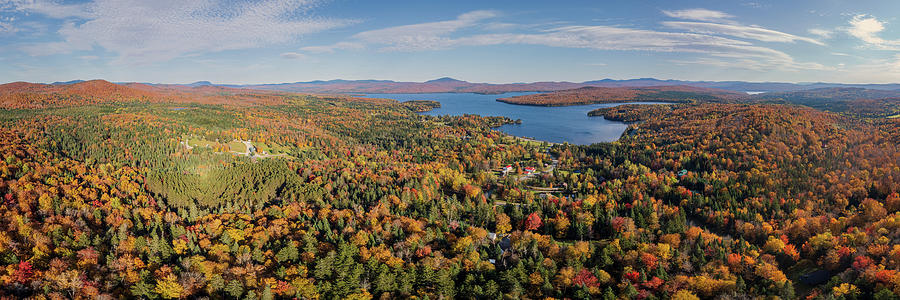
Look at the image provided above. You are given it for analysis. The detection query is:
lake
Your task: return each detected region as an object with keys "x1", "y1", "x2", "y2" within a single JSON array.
[{"x1": 368, "y1": 92, "x2": 668, "y2": 145}]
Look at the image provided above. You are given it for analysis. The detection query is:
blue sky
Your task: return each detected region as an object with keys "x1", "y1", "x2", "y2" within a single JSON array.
[{"x1": 1, "y1": 0, "x2": 900, "y2": 84}]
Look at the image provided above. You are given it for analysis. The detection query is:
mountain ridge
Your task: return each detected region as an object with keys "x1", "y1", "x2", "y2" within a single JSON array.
[{"x1": 223, "y1": 78, "x2": 900, "y2": 94}]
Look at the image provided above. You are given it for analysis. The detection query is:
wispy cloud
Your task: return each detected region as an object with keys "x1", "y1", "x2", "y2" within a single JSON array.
[
  {"x1": 300, "y1": 41, "x2": 364, "y2": 54},
  {"x1": 280, "y1": 52, "x2": 307, "y2": 59},
  {"x1": 662, "y1": 8, "x2": 735, "y2": 23},
  {"x1": 659, "y1": 8, "x2": 822, "y2": 45},
  {"x1": 847, "y1": 14, "x2": 900, "y2": 50},
  {"x1": 299, "y1": 9, "x2": 823, "y2": 71},
  {"x1": 4, "y1": 0, "x2": 92, "y2": 19},
  {"x1": 352, "y1": 10, "x2": 496, "y2": 51},
  {"x1": 821, "y1": 54, "x2": 900, "y2": 83},
  {"x1": 670, "y1": 56, "x2": 827, "y2": 72},
  {"x1": 10, "y1": 0, "x2": 352, "y2": 63},
  {"x1": 662, "y1": 21, "x2": 823, "y2": 45},
  {"x1": 0, "y1": 21, "x2": 15, "y2": 33},
  {"x1": 808, "y1": 28, "x2": 833, "y2": 39}
]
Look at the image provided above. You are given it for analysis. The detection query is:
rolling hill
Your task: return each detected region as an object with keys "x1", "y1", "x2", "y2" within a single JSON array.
[
  {"x1": 228, "y1": 78, "x2": 900, "y2": 94},
  {"x1": 496, "y1": 85, "x2": 746, "y2": 106},
  {"x1": 0, "y1": 80, "x2": 303, "y2": 109}
]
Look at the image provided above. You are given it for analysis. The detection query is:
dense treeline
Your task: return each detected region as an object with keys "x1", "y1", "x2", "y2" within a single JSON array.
[
  {"x1": 588, "y1": 104, "x2": 675, "y2": 123},
  {"x1": 536, "y1": 104, "x2": 900, "y2": 299},
  {"x1": 497, "y1": 86, "x2": 743, "y2": 106},
  {"x1": 400, "y1": 100, "x2": 442, "y2": 112},
  {"x1": 0, "y1": 83, "x2": 897, "y2": 299},
  {"x1": 751, "y1": 88, "x2": 900, "y2": 118}
]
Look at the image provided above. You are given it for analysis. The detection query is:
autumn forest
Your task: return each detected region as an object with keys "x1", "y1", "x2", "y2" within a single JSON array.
[{"x1": 0, "y1": 79, "x2": 898, "y2": 300}]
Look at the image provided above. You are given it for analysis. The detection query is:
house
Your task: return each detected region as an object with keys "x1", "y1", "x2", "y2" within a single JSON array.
[
  {"x1": 503, "y1": 165, "x2": 513, "y2": 172},
  {"x1": 499, "y1": 237, "x2": 512, "y2": 251},
  {"x1": 524, "y1": 167, "x2": 536, "y2": 174}
]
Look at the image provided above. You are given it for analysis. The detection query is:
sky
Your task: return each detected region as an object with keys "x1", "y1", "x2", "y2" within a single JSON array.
[{"x1": 1, "y1": 0, "x2": 900, "y2": 84}]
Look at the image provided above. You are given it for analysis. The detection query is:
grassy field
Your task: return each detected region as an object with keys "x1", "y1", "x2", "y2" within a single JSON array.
[
  {"x1": 182, "y1": 135, "x2": 299, "y2": 159},
  {"x1": 255, "y1": 142, "x2": 291, "y2": 154},
  {"x1": 185, "y1": 136, "x2": 216, "y2": 148},
  {"x1": 227, "y1": 141, "x2": 247, "y2": 153}
]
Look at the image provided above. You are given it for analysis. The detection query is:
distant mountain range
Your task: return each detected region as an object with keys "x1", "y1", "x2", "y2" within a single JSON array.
[
  {"x1": 197, "y1": 77, "x2": 900, "y2": 94},
  {"x1": 29, "y1": 77, "x2": 900, "y2": 94},
  {"x1": 497, "y1": 86, "x2": 746, "y2": 106},
  {"x1": 3, "y1": 80, "x2": 900, "y2": 115},
  {"x1": 0, "y1": 79, "x2": 286, "y2": 109}
]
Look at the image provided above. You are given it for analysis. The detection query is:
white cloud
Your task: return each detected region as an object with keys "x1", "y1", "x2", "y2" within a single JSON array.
[
  {"x1": 818, "y1": 54, "x2": 900, "y2": 83},
  {"x1": 4, "y1": 0, "x2": 92, "y2": 19},
  {"x1": 847, "y1": 14, "x2": 900, "y2": 50},
  {"x1": 662, "y1": 22, "x2": 823, "y2": 45},
  {"x1": 662, "y1": 8, "x2": 735, "y2": 22},
  {"x1": 808, "y1": 28, "x2": 832, "y2": 38},
  {"x1": 299, "y1": 41, "x2": 363, "y2": 54},
  {"x1": 670, "y1": 56, "x2": 827, "y2": 72},
  {"x1": 0, "y1": 21, "x2": 15, "y2": 33},
  {"x1": 352, "y1": 10, "x2": 496, "y2": 51},
  {"x1": 298, "y1": 10, "x2": 823, "y2": 72},
  {"x1": 280, "y1": 52, "x2": 306, "y2": 59},
  {"x1": 12, "y1": 0, "x2": 351, "y2": 63}
]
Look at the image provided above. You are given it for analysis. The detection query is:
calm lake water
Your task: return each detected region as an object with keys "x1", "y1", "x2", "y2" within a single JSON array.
[{"x1": 367, "y1": 92, "x2": 666, "y2": 145}]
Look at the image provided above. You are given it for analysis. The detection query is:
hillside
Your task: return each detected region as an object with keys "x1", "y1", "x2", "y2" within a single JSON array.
[
  {"x1": 0, "y1": 80, "x2": 899, "y2": 299},
  {"x1": 587, "y1": 104, "x2": 675, "y2": 122},
  {"x1": 0, "y1": 80, "x2": 321, "y2": 109},
  {"x1": 754, "y1": 87, "x2": 900, "y2": 103},
  {"x1": 751, "y1": 87, "x2": 900, "y2": 118},
  {"x1": 240, "y1": 78, "x2": 591, "y2": 94},
  {"x1": 496, "y1": 85, "x2": 745, "y2": 106}
]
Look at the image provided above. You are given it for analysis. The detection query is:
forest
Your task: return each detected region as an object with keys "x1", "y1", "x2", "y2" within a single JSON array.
[
  {"x1": 496, "y1": 86, "x2": 744, "y2": 106},
  {"x1": 588, "y1": 104, "x2": 675, "y2": 123},
  {"x1": 0, "y1": 80, "x2": 898, "y2": 299}
]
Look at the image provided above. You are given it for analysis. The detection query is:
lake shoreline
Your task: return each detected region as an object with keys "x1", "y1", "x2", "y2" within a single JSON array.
[
  {"x1": 369, "y1": 92, "x2": 665, "y2": 145},
  {"x1": 495, "y1": 98, "x2": 683, "y2": 107}
]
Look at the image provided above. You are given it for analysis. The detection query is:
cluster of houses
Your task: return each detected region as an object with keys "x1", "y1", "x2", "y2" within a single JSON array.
[{"x1": 502, "y1": 165, "x2": 538, "y2": 175}]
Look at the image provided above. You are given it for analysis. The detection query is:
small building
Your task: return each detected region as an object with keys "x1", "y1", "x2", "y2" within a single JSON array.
[
  {"x1": 524, "y1": 167, "x2": 536, "y2": 174},
  {"x1": 503, "y1": 165, "x2": 513, "y2": 172},
  {"x1": 499, "y1": 237, "x2": 512, "y2": 251}
]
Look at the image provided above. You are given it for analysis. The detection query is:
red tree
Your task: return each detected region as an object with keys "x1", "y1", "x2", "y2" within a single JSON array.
[
  {"x1": 573, "y1": 269, "x2": 600, "y2": 288},
  {"x1": 14, "y1": 261, "x2": 33, "y2": 283},
  {"x1": 524, "y1": 212, "x2": 543, "y2": 231}
]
